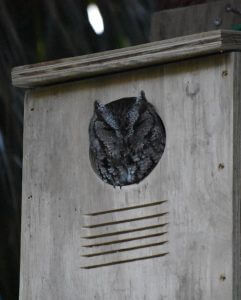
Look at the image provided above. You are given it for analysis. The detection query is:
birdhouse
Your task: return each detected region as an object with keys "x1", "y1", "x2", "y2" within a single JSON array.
[{"x1": 12, "y1": 30, "x2": 241, "y2": 300}]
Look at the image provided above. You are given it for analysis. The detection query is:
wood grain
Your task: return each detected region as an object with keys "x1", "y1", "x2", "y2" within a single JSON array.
[
  {"x1": 12, "y1": 30, "x2": 241, "y2": 88},
  {"x1": 151, "y1": 0, "x2": 241, "y2": 41},
  {"x1": 20, "y1": 53, "x2": 239, "y2": 299},
  {"x1": 232, "y1": 52, "x2": 241, "y2": 300}
]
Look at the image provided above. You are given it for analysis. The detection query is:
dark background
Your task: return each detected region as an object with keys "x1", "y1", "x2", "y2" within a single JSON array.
[{"x1": 0, "y1": 0, "x2": 212, "y2": 299}]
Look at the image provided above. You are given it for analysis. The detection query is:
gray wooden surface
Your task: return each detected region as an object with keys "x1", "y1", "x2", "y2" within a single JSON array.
[
  {"x1": 11, "y1": 30, "x2": 241, "y2": 88},
  {"x1": 232, "y1": 52, "x2": 241, "y2": 299},
  {"x1": 151, "y1": 0, "x2": 241, "y2": 41},
  {"x1": 20, "y1": 52, "x2": 240, "y2": 299}
]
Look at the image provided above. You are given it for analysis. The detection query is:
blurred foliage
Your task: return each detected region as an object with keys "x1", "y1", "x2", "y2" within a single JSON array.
[{"x1": 0, "y1": 0, "x2": 212, "y2": 299}]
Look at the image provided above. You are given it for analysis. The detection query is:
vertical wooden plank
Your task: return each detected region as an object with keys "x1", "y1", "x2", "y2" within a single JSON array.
[
  {"x1": 19, "y1": 90, "x2": 31, "y2": 300},
  {"x1": 151, "y1": 0, "x2": 240, "y2": 41},
  {"x1": 232, "y1": 52, "x2": 241, "y2": 300}
]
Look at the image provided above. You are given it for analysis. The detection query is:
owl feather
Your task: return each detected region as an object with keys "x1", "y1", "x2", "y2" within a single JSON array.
[{"x1": 89, "y1": 91, "x2": 165, "y2": 187}]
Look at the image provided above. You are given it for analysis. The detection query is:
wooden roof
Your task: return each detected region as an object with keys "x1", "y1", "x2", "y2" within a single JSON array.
[{"x1": 12, "y1": 30, "x2": 241, "y2": 88}]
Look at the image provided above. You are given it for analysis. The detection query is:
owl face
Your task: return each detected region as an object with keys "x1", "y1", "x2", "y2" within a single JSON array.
[{"x1": 89, "y1": 91, "x2": 166, "y2": 187}]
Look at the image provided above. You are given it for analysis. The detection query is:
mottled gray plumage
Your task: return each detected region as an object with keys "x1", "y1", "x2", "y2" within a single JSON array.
[{"x1": 89, "y1": 91, "x2": 166, "y2": 187}]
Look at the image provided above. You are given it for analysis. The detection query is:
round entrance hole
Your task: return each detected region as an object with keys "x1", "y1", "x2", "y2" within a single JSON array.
[{"x1": 89, "y1": 91, "x2": 166, "y2": 187}]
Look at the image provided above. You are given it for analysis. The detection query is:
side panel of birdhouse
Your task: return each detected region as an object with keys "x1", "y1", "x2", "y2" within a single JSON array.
[
  {"x1": 20, "y1": 53, "x2": 238, "y2": 300},
  {"x1": 232, "y1": 52, "x2": 241, "y2": 300}
]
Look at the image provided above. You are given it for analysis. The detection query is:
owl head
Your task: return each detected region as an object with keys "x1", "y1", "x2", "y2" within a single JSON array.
[{"x1": 89, "y1": 91, "x2": 166, "y2": 187}]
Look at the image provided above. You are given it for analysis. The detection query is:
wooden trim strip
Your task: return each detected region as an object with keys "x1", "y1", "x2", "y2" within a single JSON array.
[{"x1": 11, "y1": 30, "x2": 241, "y2": 88}]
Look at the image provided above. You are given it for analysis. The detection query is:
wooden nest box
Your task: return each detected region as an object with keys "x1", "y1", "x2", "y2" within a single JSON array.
[{"x1": 12, "y1": 30, "x2": 241, "y2": 299}]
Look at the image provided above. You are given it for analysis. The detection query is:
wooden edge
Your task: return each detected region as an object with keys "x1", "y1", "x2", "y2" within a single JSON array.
[
  {"x1": 11, "y1": 30, "x2": 241, "y2": 89},
  {"x1": 150, "y1": 0, "x2": 239, "y2": 42},
  {"x1": 232, "y1": 52, "x2": 241, "y2": 300}
]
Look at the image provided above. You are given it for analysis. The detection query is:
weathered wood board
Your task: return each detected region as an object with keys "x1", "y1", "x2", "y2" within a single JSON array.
[
  {"x1": 151, "y1": 0, "x2": 241, "y2": 41},
  {"x1": 11, "y1": 30, "x2": 241, "y2": 88},
  {"x1": 19, "y1": 51, "x2": 241, "y2": 299}
]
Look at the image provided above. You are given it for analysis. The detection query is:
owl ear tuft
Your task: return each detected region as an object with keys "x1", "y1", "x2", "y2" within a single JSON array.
[
  {"x1": 94, "y1": 100, "x2": 100, "y2": 107},
  {"x1": 136, "y1": 90, "x2": 146, "y2": 103},
  {"x1": 140, "y1": 90, "x2": 145, "y2": 99},
  {"x1": 94, "y1": 100, "x2": 104, "y2": 111}
]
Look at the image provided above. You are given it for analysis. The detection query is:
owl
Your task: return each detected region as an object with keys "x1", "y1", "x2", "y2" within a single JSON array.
[{"x1": 89, "y1": 90, "x2": 166, "y2": 187}]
